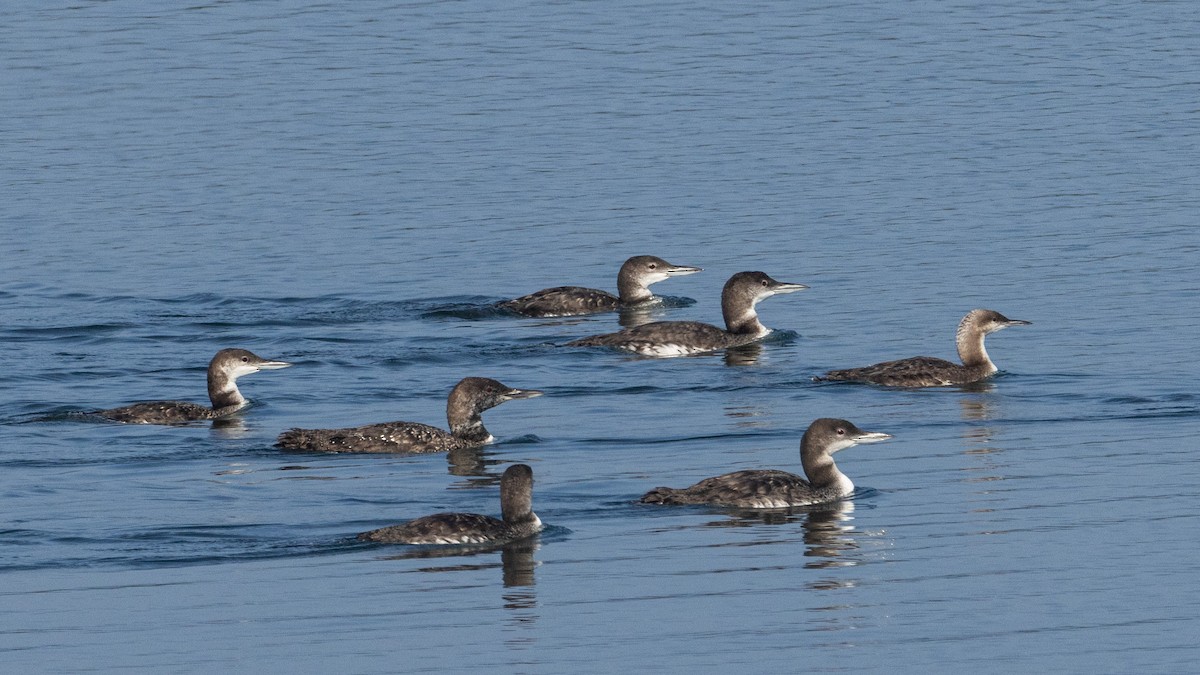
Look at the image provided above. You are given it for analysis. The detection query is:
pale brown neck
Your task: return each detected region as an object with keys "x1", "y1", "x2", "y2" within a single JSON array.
[
  {"x1": 207, "y1": 370, "x2": 245, "y2": 410},
  {"x1": 617, "y1": 274, "x2": 653, "y2": 303},
  {"x1": 956, "y1": 322, "x2": 994, "y2": 368},
  {"x1": 723, "y1": 302, "x2": 766, "y2": 335}
]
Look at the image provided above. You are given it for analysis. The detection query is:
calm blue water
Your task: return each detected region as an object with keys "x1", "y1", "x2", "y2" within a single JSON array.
[{"x1": 3, "y1": 1, "x2": 1199, "y2": 672}]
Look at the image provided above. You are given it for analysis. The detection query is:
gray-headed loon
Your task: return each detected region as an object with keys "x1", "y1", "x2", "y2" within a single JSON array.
[
  {"x1": 499, "y1": 255, "x2": 701, "y2": 317},
  {"x1": 640, "y1": 418, "x2": 891, "y2": 508},
  {"x1": 359, "y1": 463, "x2": 542, "y2": 545},
  {"x1": 815, "y1": 309, "x2": 1031, "y2": 387},
  {"x1": 276, "y1": 377, "x2": 542, "y2": 453},
  {"x1": 97, "y1": 348, "x2": 291, "y2": 425}
]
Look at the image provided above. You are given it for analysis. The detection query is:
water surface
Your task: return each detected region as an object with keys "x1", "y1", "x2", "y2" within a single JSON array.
[{"x1": 2, "y1": 1, "x2": 1199, "y2": 672}]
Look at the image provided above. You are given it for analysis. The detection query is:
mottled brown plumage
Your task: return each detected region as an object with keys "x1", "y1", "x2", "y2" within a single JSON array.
[
  {"x1": 499, "y1": 255, "x2": 701, "y2": 317},
  {"x1": 97, "y1": 348, "x2": 292, "y2": 425},
  {"x1": 359, "y1": 464, "x2": 542, "y2": 545},
  {"x1": 641, "y1": 418, "x2": 891, "y2": 508},
  {"x1": 276, "y1": 377, "x2": 542, "y2": 454},
  {"x1": 816, "y1": 309, "x2": 1031, "y2": 387}
]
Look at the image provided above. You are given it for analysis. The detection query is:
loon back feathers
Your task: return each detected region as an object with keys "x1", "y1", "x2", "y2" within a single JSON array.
[
  {"x1": 358, "y1": 512, "x2": 516, "y2": 545},
  {"x1": 276, "y1": 422, "x2": 467, "y2": 454},
  {"x1": 818, "y1": 356, "x2": 970, "y2": 388},
  {"x1": 641, "y1": 469, "x2": 826, "y2": 508},
  {"x1": 500, "y1": 255, "x2": 702, "y2": 318},
  {"x1": 568, "y1": 321, "x2": 749, "y2": 356},
  {"x1": 500, "y1": 286, "x2": 620, "y2": 317},
  {"x1": 99, "y1": 401, "x2": 217, "y2": 425}
]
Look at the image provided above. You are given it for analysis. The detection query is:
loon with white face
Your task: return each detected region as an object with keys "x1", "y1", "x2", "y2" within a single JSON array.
[
  {"x1": 816, "y1": 309, "x2": 1031, "y2": 387},
  {"x1": 96, "y1": 348, "x2": 292, "y2": 425},
  {"x1": 358, "y1": 463, "x2": 543, "y2": 545},
  {"x1": 276, "y1": 377, "x2": 543, "y2": 454},
  {"x1": 567, "y1": 271, "x2": 807, "y2": 356},
  {"x1": 640, "y1": 418, "x2": 891, "y2": 508},
  {"x1": 499, "y1": 255, "x2": 702, "y2": 317}
]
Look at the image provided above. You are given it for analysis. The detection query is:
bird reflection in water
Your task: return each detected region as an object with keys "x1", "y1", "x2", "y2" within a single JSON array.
[
  {"x1": 378, "y1": 535, "x2": 541, "y2": 590},
  {"x1": 210, "y1": 415, "x2": 249, "y2": 438},
  {"x1": 446, "y1": 446, "x2": 496, "y2": 477},
  {"x1": 958, "y1": 390, "x2": 1010, "y2": 494},
  {"x1": 724, "y1": 342, "x2": 762, "y2": 367},
  {"x1": 703, "y1": 500, "x2": 861, "y2": 569},
  {"x1": 377, "y1": 537, "x2": 541, "y2": 641}
]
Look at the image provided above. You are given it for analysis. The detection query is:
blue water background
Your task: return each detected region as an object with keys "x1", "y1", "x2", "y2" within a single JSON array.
[{"x1": 2, "y1": 1, "x2": 1199, "y2": 672}]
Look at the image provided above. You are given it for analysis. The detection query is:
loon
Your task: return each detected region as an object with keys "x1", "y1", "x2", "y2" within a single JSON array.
[
  {"x1": 96, "y1": 348, "x2": 291, "y2": 425},
  {"x1": 815, "y1": 309, "x2": 1032, "y2": 387},
  {"x1": 640, "y1": 418, "x2": 891, "y2": 508},
  {"x1": 358, "y1": 463, "x2": 542, "y2": 545},
  {"x1": 567, "y1": 271, "x2": 807, "y2": 356},
  {"x1": 276, "y1": 377, "x2": 542, "y2": 453},
  {"x1": 499, "y1": 255, "x2": 702, "y2": 317}
]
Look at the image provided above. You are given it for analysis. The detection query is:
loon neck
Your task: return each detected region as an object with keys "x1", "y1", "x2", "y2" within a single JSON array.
[
  {"x1": 616, "y1": 274, "x2": 653, "y2": 304},
  {"x1": 207, "y1": 370, "x2": 246, "y2": 411},
  {"x1": 502, "y1": 498, "x2": 535, "y2": 524},
  {"x1": 801, "y1": 448, "x2": 847, "y2": 488},
  {"x1": 448, "y1": 409, "x2": 491, "y2": 442},
  {"x1": 723, "y1": 300, "x2": 768, "y2": 336},
  {"x1": 956, "y1": 322, "x2": 995, "y2": 370}
]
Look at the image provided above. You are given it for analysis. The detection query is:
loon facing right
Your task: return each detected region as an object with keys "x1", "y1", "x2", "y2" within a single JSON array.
[
  {"x1": 641, "y1": 418, "x2": 891, "y2": 508},
  {"x1": 276, "y1": 377, "x2": 542, "y2": 454},
  {"x1": 815, "y1": 309, "x2": 1031, "y2": 387},
  {"x1": 358, "y1": 463, "x2": 542, "y2": 545},
  {"x1": 498, "y1": 255, "x2": 702, "y2": 317},
  {"x1": 96, "y1": 348, "x2": 291, "y2": 425},
  {"x1": 567, "y1": 271, "x2": 807, "y2": 356}
]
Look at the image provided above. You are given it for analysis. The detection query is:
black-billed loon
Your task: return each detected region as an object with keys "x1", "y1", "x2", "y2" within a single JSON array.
[
  {"x1": 276, "y1": 377, "x2": 542, "y2": 454},
  {"x1": 96, "y1": 348, "x2": 291, "y2": 425},
  {"x1": 640, "y1": 418, "x2": 891, "y2": 508},
  {"x1": 567, "y1": 271, "x2": 807, "y2": 356},
  {"x1": 358, "y1": 463, "x2": 542, "y2": 545},
  {"x1": 815, "y1": 309, "x2": 1031, "y2": 387},
  {"x1": 499, "y1": 255, "x2": 702, "y2": 317}
]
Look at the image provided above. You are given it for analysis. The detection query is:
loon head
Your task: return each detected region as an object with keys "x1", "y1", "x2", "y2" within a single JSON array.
[
  {"x1": 798, "y1": 418, "x2": 891, "y2": 494},
  {"x1": 961, "y1": 309, "x2": 1032, "y2": 336},
  {"x1": 619, "y1": 255, "x2": 703, "y2": 288},
  {"x1": 617, "y1": 256, "x2": 703, "y2": 303},
  {"x1": 802, "y1": 418, "x2": 893, "y2": 457},
  {"x1": 723, "y1": 271, "x2": 808, "y2": 310},
  {"x1": 209, "y1": 348, "x2": 292, "y2": 382},
  {"x1": 720, "y1": 272, "x2": 808, "y2": 334},
  {"x1": 499, "y1": 463, "x2": 536, "y2": 524},
  {"x1": 449, "y1": 377, "x2": 544, "y2": 415},
  {"x1": 206, "y1": 348, "x2": 291, "y2": 410}
]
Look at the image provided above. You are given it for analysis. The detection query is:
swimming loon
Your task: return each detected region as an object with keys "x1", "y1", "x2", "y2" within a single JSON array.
[
  {"x1": 96, "y1": 348, "x2": 291, "y2": 425},
  {"x1": 567, "y1": 271, "x2": 807, "y2": 356},
  {"x1": 358, "y1": 463, "x2": 543, "y2": 545},
  {"x1": 640, "y1": 418, "x2": 891, "y2": 508},
  {"x1": 815, "y1": 309, "x2": 1031, "y2": 387},
  {"x1": 499, "y1": 255, "x2": 702, "y2": 317},
  {"x1": 276, "y1": 377, "x2": 542, "y2": 454}
]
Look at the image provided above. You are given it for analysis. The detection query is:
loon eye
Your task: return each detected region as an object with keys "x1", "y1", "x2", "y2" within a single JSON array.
[
  {"x1": 648, "y1": 263, "x2": 657, "y2": 269},
  {"x1": 836, "y1": 427, "x2": 846, "y2": 436},
  {"x1": 761, "y1": 280, "x2": 769, "y2": 287},
  {"x1": 241, "y1": 356, "x2": 249, "y2": 363}
]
